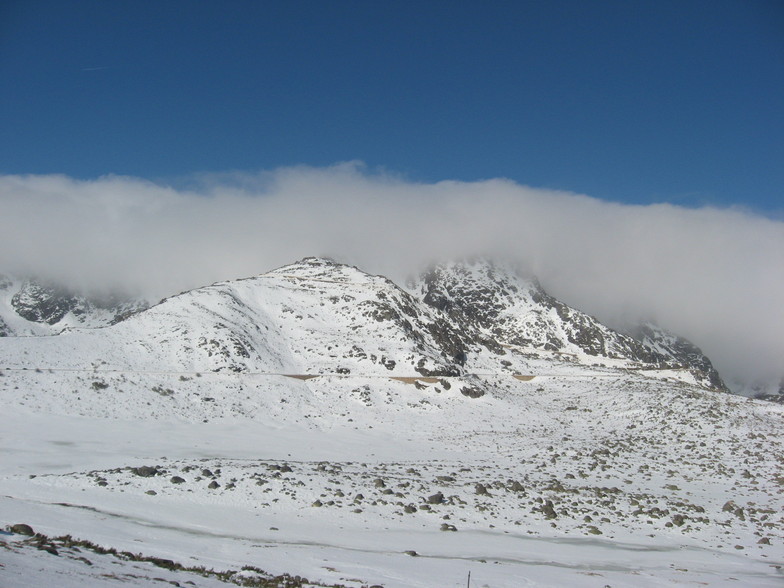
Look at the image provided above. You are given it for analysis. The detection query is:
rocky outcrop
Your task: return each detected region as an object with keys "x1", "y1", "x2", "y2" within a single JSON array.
[
  {"x1": 411, "y1": 259, "x2": 727, "y2": 390},
  {"x1": 11, "y1": 281, "x2": 81, "y2": 325},
  {"x1": 627, "y1": 322, "x2": 727, "y2": 391},
  {"x1": 412, "y1": 259, "x2": 670, "y2": 364},
  {"x1": 0, "y1": 275, "x2": 148, "y2": 334}
]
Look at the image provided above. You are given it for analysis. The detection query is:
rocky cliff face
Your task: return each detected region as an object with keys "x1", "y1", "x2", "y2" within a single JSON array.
[
  {"x1": 10, "y1": 281, "x2": 82, "y2": 325},
  {"x1": 0, "y1": 274, "x2": 148, "y2": 335},
  {"x1": 626, "y1": 322, "x2": 726, "y2": 391},
  {"x1": 409, "y1": 259, "x2": 725, "y2": 390}
]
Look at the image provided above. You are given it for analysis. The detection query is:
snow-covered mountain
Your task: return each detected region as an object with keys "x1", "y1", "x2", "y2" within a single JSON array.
[
  {"x1": 409, "y1": 258, "x2": 725, "y2": 390},
  {"x1": 0, "y1": 273, "x2": 147, "y2": 336},
  {"x1": 0, "y1": 257, "x2": 723, "y2": 392},
  {"x1": 0, "y1": 258, "x2": 470, "y2": 378},
  {"x1": 1, "y1": 257, "x2": 782, "y2": 587},
  {"x1": 626, "y1": 321, "x2": 726, "y2": 391}
]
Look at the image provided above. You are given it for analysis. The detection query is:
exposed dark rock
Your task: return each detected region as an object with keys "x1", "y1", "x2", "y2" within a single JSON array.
[
  {"x1": 427, "y1": 492, "x2": 445, "y2": 504},
  {"x1": 475, "y1": 483, "x2": 490, "y2": 495},
  {"x1": 540, "y1": 499, "x2": 557, "y2": 519},
  {"x1": 628, "y1": 322, "x2": 727, "y2": 391},
  {"x1": 672, "y1": 513, "x2": 687, "y2": 527},
  {"x1": 132, "y1": 466, "x2": 159, "y2": 478},
  {"x1": 8, "y1": 278, "x2": 147, "y2": 328},
  {"x1": 11, "y1": 281, "x2": 80, "y2": 324},
  {"x1": 414, "y1": 259, "x2": 674, "y2": 365},
  {"x1": 8, "y1": 523, "x2": 35, "y2": 536},
  {"x1": 460, "y1": 386, "x2": 484, "y2": 399}
]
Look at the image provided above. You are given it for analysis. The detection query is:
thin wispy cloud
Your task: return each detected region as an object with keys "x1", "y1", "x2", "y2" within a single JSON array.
[{"x1": 1, "y1": 163, "x2": 782, "y2": 389}]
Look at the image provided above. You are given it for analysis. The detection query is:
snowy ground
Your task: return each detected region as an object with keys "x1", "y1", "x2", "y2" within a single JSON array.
[{"x1": 2, "y1": 370, "x2": 783, "y2": 587}]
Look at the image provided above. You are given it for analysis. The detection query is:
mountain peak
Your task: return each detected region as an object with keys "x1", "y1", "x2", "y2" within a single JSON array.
[
  {"x1": 267, "y1": 256, "x2": 385, "y2": 285},
  {"x1": 0, "y1": 274, "x2": 148, "y2": 335}
]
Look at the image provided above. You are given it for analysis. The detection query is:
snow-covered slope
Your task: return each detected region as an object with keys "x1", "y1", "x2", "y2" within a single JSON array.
[
  {"x1": 1, "y1": 257, "x2": 782, "y2": 587},
  {"x1": 0, "y1": 258, "x2": 469, "y2": 378}
]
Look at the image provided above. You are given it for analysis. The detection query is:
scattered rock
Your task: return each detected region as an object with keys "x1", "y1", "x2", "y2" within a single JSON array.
[
  {"x1": 540, "y1": 500, "x2": 557, "y2": 519},
  {"x1": 427, "y1": 492, "x2": 445, "y2": 504},
  {"x1": 8, "y1": 523, "x2": 34, "y2": 536},
  {"x1": 132, "y1": 466, "x2": 159, "y2": 478},
  {"x1": 585, "y1": 525, "x2": 602, "y2": 535}
]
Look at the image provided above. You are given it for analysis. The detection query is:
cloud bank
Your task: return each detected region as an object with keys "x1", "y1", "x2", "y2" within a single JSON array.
[{"x1": 1, "y1": 163, "x2": 782, "y2": 389}]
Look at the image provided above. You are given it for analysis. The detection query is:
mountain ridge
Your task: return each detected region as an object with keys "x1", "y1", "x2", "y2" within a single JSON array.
[{"x1": 0, "y1": 257, "x2": 728, "y2": 393}]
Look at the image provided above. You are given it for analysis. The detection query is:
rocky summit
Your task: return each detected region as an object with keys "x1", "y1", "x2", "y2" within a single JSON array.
[
  {"x1": 0, "y1": 257, "x2": 782, "y2": 587},
  {"x1": 0, "y1": 273, "x2": 147, "y2": 335}
]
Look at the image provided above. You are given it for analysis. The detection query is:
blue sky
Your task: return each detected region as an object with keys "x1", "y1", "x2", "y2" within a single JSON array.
[{"x1": 1, "y1": 0, "x2": 782, "y2": 213}]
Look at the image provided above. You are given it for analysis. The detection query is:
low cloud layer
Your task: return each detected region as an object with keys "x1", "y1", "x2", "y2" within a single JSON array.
[{"x1": 1, "y1": 163, "x2": 782, "y2": 389}]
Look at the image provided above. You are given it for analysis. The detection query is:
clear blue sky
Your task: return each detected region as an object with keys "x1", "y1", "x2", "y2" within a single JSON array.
[{"x1": 1, "y1": 0, "x2": 782, "y2": 213}]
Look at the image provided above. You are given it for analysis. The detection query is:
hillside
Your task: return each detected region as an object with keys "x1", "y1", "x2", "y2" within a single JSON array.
[{"x1": 1, "y1": 257, "x2": 782, "y2": 587}]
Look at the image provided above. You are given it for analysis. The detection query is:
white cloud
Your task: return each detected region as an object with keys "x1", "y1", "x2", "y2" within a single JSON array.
[{"x1": 1, "y1": 163, "x2": 782, "y2": 388}]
